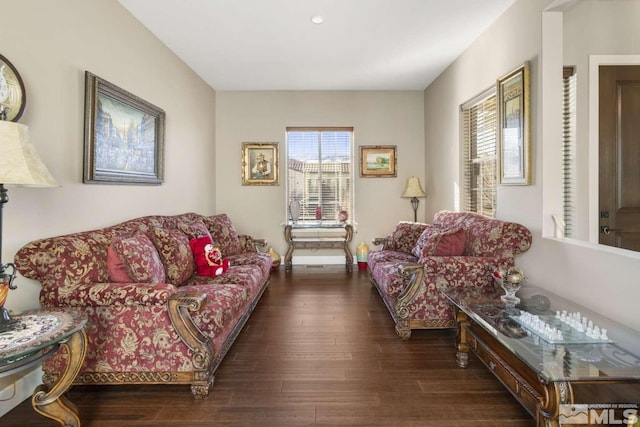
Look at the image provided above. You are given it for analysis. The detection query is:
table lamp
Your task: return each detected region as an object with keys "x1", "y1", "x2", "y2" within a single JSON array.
[
  {"x1": 401, "y1": 176, "x2": 426, "y2": 222},
  {"x1": 0, "y1": 120, "x2": 58, "y2": 330}
]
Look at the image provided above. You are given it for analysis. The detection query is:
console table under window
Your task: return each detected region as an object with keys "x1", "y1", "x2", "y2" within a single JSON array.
[{"x1": 283, "y1": 222, "x2": 354, "y2": 272}]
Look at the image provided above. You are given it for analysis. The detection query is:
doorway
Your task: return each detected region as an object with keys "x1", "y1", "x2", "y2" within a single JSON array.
[{"x1": 599, "y1": 65, "x2": 640, "y2": 251}]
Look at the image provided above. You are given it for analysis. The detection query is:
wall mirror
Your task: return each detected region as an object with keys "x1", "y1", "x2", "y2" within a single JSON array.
[{"x1": 541, "y1": 0, "x2": 640, "y2": 255}]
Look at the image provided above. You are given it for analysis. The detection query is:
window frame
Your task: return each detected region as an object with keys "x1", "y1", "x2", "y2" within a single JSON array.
[
  {"x1": 285, "y1": 127, "x2": 354, "y2": 224},
  {"x1": 461, "y1": 87, "x2": 498, "y2": 218}
]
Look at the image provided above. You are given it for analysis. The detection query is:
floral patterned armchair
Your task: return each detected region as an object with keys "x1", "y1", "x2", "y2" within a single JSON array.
[
  {"x1": 367, "y1": 211, "x2": 532, "y2": 339},
  {"x1": 14, "y1": 213, "x2": 272, "y2": 399}
]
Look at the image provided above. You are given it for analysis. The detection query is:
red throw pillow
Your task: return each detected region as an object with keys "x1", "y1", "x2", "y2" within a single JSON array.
[
  {"x1": 414, "y1": 226, "x2": 466, "y2": 258},
  {"x1": 107, "y1": 245, "x2": 132, "y2": 282}
]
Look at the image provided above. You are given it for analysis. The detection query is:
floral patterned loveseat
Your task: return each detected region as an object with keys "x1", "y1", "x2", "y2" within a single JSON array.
[
  {"x1": 14, "y1": 212, "x2": 271, "y2": 399},
  {"x1": 368, "y1": 210, "x2": 532, "y2": 339}
]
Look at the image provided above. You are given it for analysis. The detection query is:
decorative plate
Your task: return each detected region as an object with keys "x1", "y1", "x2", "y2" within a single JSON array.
[{"x1": 0, "y1": 54, "x2": 26, "y2": 122}]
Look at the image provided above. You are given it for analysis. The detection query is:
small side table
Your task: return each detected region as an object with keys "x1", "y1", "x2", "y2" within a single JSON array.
[
  {"x1": 0, "y1": 310, "x2": 88, "y2": 427},
  {"x1": 284, "y1": 222, "x2": 354, "y2": 272}
]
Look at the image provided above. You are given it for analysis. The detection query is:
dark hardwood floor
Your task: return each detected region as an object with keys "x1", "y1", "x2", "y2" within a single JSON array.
[{"x1": 2, "y1": 266, "x2": 534, "y2": 426}]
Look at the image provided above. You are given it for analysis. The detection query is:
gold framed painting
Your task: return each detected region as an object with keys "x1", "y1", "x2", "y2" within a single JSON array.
[
  {"x1": 242, "y1": 142, "x2": 279, "y2": 185},
  {"x1": 497, "y1": 61, "x2": 530, "y2": 185},
  {"x1": 360, "y1": 145, "x2": 397, "y2": 177}
]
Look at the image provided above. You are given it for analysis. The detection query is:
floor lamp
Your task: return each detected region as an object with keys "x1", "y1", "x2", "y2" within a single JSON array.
[
  {"x1": 0, "y1": 120, "x2": 57, "y2": 330},
  {"x1": 401, "y1": 176, "x2": 426, "y2": 222}
]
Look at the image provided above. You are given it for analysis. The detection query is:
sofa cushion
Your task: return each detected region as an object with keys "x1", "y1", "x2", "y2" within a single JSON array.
[
  {"x1": 203, "y1": 214, "x2": 243, "y2": 256},
  {"x1": 385, "y1": 222, "x2": 430, "y2": 253},
  {"x1": 177, "y1": 220, "x2": 212, "y2": 240},
  {"x1": 413, "y1": 225, "x2": 466, "y2": 258},
  {"x1": 148, "y1": 227, "x2": 195, "y2": 286},
  {"x1": 109, "y1": 233, "x2": 166, "y2": 283}
]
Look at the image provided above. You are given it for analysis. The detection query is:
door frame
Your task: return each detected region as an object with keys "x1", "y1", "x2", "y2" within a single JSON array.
[{"x1": 588, "y1": 55, "x2": 640, "y2": 244}]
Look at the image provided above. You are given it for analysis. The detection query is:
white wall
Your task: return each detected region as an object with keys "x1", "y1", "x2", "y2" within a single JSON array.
[
  {"x1": 424, "y1": 0, "x2": 640, "y2": 332},
  {"x1": 2, "y1": 0, "x2": 217, "y2": 313},
  {"x1": 563, "y1": 0, "x2": 640, "y2": 240},
  {"x1": 215, "y1": 91, "x2": 425, "y2": 260},
  {"x1": 1, "y1": 0, "x2": 216, "y2": 414}
]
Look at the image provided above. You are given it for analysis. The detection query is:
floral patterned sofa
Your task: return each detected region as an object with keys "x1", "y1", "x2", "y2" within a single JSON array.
[
  {"x1": 368, "y1": 210, "x2": 532, "y2": 339},
  {"x1": 14, "y1": 213, "x2": 271, "y2": 399}
]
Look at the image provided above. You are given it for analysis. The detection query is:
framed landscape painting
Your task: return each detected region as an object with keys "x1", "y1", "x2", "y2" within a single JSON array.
[
  {"x1": 360, "y1": 145, "x2": 397, "y2": 177},
  {"x1": 83, "y1": 71, "x2": 165, "y2": 185}
]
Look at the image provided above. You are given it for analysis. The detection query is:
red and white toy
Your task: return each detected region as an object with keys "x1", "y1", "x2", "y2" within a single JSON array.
[{"x1": 190, "y1": 235, "x2": 230, "y2": 277}]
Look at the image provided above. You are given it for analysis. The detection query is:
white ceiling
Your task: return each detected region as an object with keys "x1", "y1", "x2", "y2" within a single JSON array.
[{"x1": 119, "y1": 0, "x2": 517, "y2": 91}]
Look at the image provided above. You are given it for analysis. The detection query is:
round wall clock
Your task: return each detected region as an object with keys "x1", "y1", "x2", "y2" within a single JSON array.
[{"x1": 0, "y1": 54, "x2": 26, "y2": 122}]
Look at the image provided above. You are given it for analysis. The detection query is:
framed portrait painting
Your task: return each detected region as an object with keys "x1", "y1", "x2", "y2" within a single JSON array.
[
  {"x1": 497, "y1": 62, "x2": 530, "y2": 185},
  {"x1": 242, "y1": 142, "x2": 279, "y2": 185},
  {"x1": 360, "y1": 145, "x2": 397, "y2": 177},
  {"x1": 83, "y1": 71, "x2": 165, "y2": 185}
]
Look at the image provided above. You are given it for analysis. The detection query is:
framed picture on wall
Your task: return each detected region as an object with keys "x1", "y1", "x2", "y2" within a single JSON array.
[
  {"x1": 242, "y1": 142, "x2": 279, "y2": 185},
  {"x1": 83, "y1": 71, "x2": 165, "y2": 185},
  {"x1": 497, "y1": 62, "x2": 530, "y2": 185},
  {"x1": 360, "y1": 145, "x2": 397, "y2": 177}
]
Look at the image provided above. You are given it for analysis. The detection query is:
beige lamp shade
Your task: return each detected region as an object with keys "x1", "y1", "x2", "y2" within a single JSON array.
[
  {"x1": 401, "y1": 176, "x2": 426, "y2": 198},
  {"x1": 0, "y1": 121, "x2": 57, "y2": 187}
]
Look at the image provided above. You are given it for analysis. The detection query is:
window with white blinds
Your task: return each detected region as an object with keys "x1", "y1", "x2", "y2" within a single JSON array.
[
  {"x1": 462, "y1": 88, "x2": 497, "y2": 218},
  {"x1": 286, "y1": 127, "x2": 354, "y2": 223},
  {"x1": 562, "y1": 67, "x2": 577, "y2": 237}
]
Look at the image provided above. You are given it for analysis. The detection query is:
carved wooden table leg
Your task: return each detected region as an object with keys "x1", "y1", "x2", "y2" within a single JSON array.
[
  {"x1": 284, "y1": 225, "x2": 294, "y2": 272},
  {"x1": 344, "y1": 224, "x2": 354, "y2": 272},
  {"x1": 453, "y1": 307, "x2": 470, "y2": 368},
  {"x1": 539, "y1": 381, "x2": 573, "y2": 427},
  {"x1": 32, "y1": 328, "x2": 88, "y2": 427}
]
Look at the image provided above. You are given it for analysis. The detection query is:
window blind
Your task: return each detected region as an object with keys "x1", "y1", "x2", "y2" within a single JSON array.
[
  {"x1": 462, "y1": 88, "x2": 497, "y2": 218},
  {"x1": 562, "y1": 67, "x2": 577, "y2": 237},
  {"x1": 286, "y1": 127, "x2": 354, "y2": 223}
]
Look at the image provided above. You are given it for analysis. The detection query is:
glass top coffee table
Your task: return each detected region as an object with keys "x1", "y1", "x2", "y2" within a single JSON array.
[
  {"x1": 0, "y1": 309, "x2": 87, "y2": 427},
  {"x1": 442, "y1": 285, "x2": 640, "y2": 427}
]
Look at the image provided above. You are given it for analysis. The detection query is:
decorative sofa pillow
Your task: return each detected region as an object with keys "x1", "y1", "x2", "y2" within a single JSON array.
[
  {"x1": 202, "y1": 214, "x2": 243, "y2": 256},
  {"x1": 148, "y1": 227, "x2": 195, "y2": 286},
  {"x1": 108, "y1": 232, "x2": 166, "y2": 283},
  {"x1": 177, "y1": 220, "x2": 212, "y2": 240},
  {"x1": 413, "y1": 225, "x2": 466, "y2": 258},
  {"x1": 385, "y1": 221, "x2": 430, "y2": 253}
]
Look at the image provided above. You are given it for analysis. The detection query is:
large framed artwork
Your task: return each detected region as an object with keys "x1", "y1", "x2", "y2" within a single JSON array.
[
  {"x1": 241, "y1": 142, "x2": 279, "y2": 185},
  {"x1": 497, "y1": 62, "x2": 530, "y2": 185},
  {"x1": 360, "y1": 145, "x2": 397, "y2": 177},
  {"x1": 83, "y1": 71, "x2": 165, "y2": 185}
]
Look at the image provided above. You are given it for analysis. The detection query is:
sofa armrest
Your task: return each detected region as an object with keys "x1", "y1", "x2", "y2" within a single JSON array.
[
  {"x1": 168, "y1": 292, "x2": 214, "y2": 371},
  {"x1": 40, "y1": 281, "x2": 178, "y2": 307},
  {"x1": 372, "y1": 237, "x2": 388, "y2": 248},
  {"x1": 238, "y1": 234, "x2": 268, "y2": 252},
  {"x1": 396, "y1": 263, "x2": 425, "y2": 314}
]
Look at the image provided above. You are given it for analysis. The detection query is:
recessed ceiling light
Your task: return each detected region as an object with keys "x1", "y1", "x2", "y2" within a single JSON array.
[{"x1": 311, "y1": 15, "x2": 324, "y2": 24}]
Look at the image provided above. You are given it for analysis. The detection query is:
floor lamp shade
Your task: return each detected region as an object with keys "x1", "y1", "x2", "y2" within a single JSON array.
[
  {"x1": 401, "y1": 176, "x2": 426, "y2": 222},
  {"x1": 0, "y1": 121, "x2": 58, "y2": 187},
  {"x1": 0, "y1": 120, "x2": 57, "y2": 330}
]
